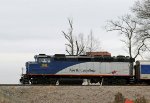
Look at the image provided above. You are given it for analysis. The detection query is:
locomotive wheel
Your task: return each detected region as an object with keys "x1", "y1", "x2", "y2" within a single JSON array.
[
  {"x1": 116, "y1": 79, "x2": 127, "y2": 85},
  {"x1": 20, "y1": 76, "x2": 29, "y2": 84}
]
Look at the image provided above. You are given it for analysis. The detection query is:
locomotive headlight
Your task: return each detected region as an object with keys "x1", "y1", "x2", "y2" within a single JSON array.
[{"x1": 41, "y1": 64, "x2": 48, "y2": 68}]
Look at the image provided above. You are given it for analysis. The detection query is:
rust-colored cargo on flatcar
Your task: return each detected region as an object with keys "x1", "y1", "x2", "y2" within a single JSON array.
[{"x1": 86, "y1": 51, "x2": 111, "y2": 57}]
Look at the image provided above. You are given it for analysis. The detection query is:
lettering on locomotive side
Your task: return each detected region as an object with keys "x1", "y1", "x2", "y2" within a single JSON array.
[
  {"x1": 82, "y1": 69, "x2": 95, "y2": 72},
  {"x1": 69, "y1": 68, "x2": 96, "y2": 73},
  {"x1": 69, "y1": 68, "x2": 80, "y2": 72}
]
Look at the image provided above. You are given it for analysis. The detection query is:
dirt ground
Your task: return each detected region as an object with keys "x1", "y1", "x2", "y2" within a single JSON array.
[{"x1": 0, "y1": 86, "x2": 150, "y2": 103}]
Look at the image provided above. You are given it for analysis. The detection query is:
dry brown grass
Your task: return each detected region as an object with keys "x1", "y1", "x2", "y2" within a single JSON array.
[{"x1": 0, "y1": 92, "x2": 11, "y2": 103}]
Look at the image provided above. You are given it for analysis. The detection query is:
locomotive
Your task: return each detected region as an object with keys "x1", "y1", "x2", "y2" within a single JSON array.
[{"x1": 20, "y1": 53, "x2": 150, "y2": 85}]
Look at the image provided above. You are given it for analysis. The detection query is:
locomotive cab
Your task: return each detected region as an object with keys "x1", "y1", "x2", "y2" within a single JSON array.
[{"x1": 34, "y1": 54, "x2": 51, "y2": 63}]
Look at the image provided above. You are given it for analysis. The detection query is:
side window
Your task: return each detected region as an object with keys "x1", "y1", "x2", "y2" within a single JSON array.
[{"x1": 47, "y1": 58, "x2": 51, "y2": 63}]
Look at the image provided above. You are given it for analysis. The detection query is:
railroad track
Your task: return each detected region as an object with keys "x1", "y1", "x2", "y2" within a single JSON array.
[{"x1": 0, "y1": 84, "x2": 149, "y2": 86}]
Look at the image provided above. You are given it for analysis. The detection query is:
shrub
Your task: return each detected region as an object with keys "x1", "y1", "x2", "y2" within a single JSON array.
[
  {"x1": 134, "y1": 96, "x2": 147, "y2": 103},
  {"x1": 113, "y1": 92, "x2": 125, "y2": 103},
  {"x1": 112, "y1": 92, "x2": 148, "y2": 103}
]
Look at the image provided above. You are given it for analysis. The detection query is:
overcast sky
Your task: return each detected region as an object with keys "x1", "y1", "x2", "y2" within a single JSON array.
[{"x1": 0, "y1": 0, "x2": 137, "y2": 84}]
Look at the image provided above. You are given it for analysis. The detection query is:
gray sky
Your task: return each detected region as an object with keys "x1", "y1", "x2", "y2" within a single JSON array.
[{"x1": 0, "y1": 0, "x2": 137, "y2": 83}]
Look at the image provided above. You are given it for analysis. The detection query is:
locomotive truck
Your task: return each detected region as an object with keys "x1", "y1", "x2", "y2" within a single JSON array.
[{"x1": 20, "y1": 53, "x2": 150, "y2": 85}]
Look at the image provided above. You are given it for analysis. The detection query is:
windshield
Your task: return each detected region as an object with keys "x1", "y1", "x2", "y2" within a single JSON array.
[{"x1": 38, "y1": 58, "x2": 51, "y2": 63}]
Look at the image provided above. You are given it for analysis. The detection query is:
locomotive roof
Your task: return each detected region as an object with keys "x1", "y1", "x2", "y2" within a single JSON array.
[
  {"x1": 34, "y1": 54, "x2": 51, "y2": 58},
  {"x1": 34, "y1": 54, "x2": 134, "y2": 62},
  {"x1": 136, "y1": 60, "x2": 150, "y2": 65}
]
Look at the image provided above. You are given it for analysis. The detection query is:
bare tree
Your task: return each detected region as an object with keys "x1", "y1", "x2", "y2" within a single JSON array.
[
  {"x1": 62, "y1": 18, "x2": 75, "y2": 55},
  {"x1": 132, "y1": 0, "x2": 150, "y2": 19},
  {"x1": 135, "y1": 24, "x2": 150, "y2": 58},
  {"x1": 106, "y1": 14, "x2": 146, "y2": 59},
  {"x1": 132, "y1": 0, "x2": 150, "y2": 57},
  {"x1": 132, "y1": 0, "x2": 150, "y2": 39},
  {"x1": 62, "y1": 19, "x2": 101, "y2": 55},
  {"x1": 76, "y1": 33, "x2": 85, "y2": 55},
  {"x1": 86, "y1": 30, "x2": 101, "y2": 54},
  {"x1": 62, "y1": 18, "x2": 85, "y2": 55}
]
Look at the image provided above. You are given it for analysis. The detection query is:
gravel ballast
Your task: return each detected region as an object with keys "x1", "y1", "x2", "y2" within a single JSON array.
[{"x1": 0, "y1": 86, "x2": 150, "y2": 103}]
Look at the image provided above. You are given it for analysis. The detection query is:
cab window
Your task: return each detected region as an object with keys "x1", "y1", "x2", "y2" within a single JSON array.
[{"x1": 38, "y1": 58, "x2": 51, "y2": 63}]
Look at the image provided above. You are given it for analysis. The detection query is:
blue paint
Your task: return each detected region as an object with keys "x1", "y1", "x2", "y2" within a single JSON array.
[
  {"x1": 141, "y1": 65, "x2": 150, "y2": 74},
  {"x1": 27, "y1": 61, "x2": 83, "y2": 74}
]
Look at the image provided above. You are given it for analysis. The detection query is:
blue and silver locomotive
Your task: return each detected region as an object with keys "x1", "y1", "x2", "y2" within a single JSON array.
[{"x1": 20, "y1": 54, "x2": 140, "y2": 85}]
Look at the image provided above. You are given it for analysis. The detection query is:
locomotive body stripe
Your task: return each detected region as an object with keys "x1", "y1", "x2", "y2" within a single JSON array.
[
  {"x1": 28, "y1": 61, "x2": 82, "y2": 74},
  {"x1": 27, "y1": 74, "x2": 130, "y2": 77},
  {"x1": 27, "y1": 61, "x2": 130, "y2": 76}
]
